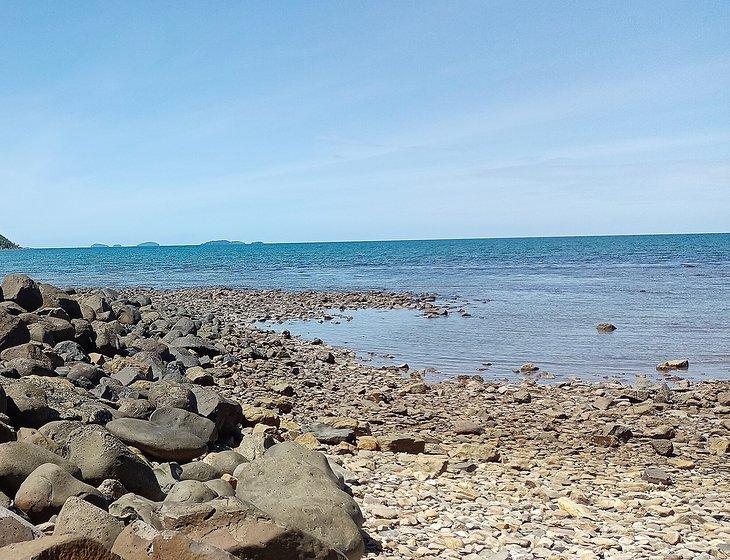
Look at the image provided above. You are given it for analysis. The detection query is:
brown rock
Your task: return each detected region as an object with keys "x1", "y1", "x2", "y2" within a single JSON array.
[
  {"x1": 377, "y1": 435, "x2": 425, "y2": 454},
  {"x1": 0, "y1": 533, "x2": 123, "y2": 560}
]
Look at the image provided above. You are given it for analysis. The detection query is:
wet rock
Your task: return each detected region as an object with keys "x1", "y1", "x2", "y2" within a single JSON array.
[{"x1": 656, "y1": 359, "x2": 689, "y2": 371}]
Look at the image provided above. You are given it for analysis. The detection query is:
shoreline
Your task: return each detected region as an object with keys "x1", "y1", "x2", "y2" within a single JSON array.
[
  {"x1": 0, "y1": 277, "x2": 727, "y2": 559},
  {"x1": 134, "y1": 286, "x2": 730, "y2": 559}
]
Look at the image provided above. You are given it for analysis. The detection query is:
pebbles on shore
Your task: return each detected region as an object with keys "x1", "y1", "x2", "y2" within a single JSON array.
[{"x1": 0, "y1": 275, "x2": 727, "y2": 560}]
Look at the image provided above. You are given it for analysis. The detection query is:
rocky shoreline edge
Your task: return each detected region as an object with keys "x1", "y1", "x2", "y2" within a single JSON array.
[{"x1": 0, "y1": 275, "x2": 727, "y2": 560}]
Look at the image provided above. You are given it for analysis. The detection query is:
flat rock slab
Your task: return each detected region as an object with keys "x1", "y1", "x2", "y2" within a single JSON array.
[{"x1": 107, "y1": 418, "x2": 207, "y2": 462}]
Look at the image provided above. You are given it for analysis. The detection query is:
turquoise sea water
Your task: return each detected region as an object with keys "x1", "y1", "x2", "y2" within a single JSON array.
[{"x1": 1, "y1": 234, "x2": 728, "y2": 381}]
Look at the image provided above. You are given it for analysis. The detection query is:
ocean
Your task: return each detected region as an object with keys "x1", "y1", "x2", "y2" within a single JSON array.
[{"x1": 1, "y1": 234, "x2": 728, "y2": 381}]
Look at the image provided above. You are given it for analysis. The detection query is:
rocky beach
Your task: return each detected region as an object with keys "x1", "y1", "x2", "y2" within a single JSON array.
[{"x1": 0, "y1": 274, "x2": 727, "y2": 560}]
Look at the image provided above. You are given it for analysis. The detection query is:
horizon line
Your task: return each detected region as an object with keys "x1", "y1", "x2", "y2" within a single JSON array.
[{"x1": 12, "y1": 230, "x2": 730, "y2": 250}]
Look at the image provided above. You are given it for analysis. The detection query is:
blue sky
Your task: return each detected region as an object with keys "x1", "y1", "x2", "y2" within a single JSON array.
[{"x1": 1, "y1": 1, "x2": 728, "y2": 247}]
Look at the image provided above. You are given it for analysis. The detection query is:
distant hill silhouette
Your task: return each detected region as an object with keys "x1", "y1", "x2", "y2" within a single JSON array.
[
  {"x1": 0, "y1": 234, "x2": 19, "y2": 249},
  {"x1": 200, "y1": 240, "x2": 245, "y2": 246},
  {"x1": 137, "y1": 241, "x2": 161, "y2": 247}
]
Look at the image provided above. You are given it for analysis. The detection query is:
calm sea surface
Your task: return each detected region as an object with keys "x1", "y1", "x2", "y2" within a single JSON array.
[{"x1": 1, "y1": 234, "x2": 728, "y2": 381}]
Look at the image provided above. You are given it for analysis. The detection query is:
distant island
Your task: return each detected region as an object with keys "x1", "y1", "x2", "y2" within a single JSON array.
[
  {"x1": 0, "y1": 234, "x2": 20, "y2": 249},
  {"x1": 91, "y1": 243, "x2": 109, "y2": 248},
  {"x1": 137, "y1": 241, "x2": 161, "y2": 247},
  {"x1": 200, "y1": 240, "x2": 245, "y2": 246}
]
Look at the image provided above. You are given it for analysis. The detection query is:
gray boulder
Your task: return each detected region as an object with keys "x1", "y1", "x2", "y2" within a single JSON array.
[
  {"x1": 38, "y1": 420, "x2": 87, "y2": 447},
  {"x1": 65, "y1": 425, "x2": 164, "y2": 501},
  {"x1": 304, "y1": 423, "x2": 356, "y2": 445},
  {"x1": 203, "y1": 450, "x2": 247, "y2": 476},
  {"x1": 234, "y1": 432, "x2": 276, "y2": 462},
  {"x1": 28, "y1": 317, "x2": 75, "y2": 345},
  {"x1": 116, "y1": 398, "x2": 154, "y2": 419},
  {"x1": 108, "y1": 493, "x2": 161, "y2": 528},
  {"x1": 107, "y1": 418, "x2": 207, "y2": 462},
  {"x1": 148, "y1": 381, "x2": 196, "y2": 412},
  {"x1": 53, "y1": 340, "x2": 88, "y2": 363},
  {"x1": 204, "y1": 478, "x2": 235, "y2": 498},
  {"x1": 66, "y1": 363, "x2": 104, "y2": 389},
  {"x1": 91, "y1": 321, "x2": 122, "y2": 356},
  {"x1": 180, "y1": 461, "x2": 221, "y2": 482},
  {"x1": 235, "y1": 442, "x2": 364, "y2": 559},
  {"x1": 167, "y1": 335, "x2": 220, "y2": 357},
  {"x1": 14, "y1": 462, "x2": 105, "y2": 521},
  {"x1": 153, "y1": 462, "x2": 182, "y2": 493},
  {"x1": 150, "y1": 407, "x2": 217, "y2": 444},
  {"x1": 54, "y1": 495, "x2": 125, "y2": 550},
  {"x1": 164, "y1": 480, "x2": 217, "y2": 504},
  {"x1": 159, "y1": 499, "x2": 347, "y2": 560}
]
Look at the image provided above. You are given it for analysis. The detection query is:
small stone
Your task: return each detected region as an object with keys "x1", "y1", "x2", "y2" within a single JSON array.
[
  {"x1": 650, "y1": 440, "x2": 673, "y2": 456},
  {"x1": 656, "y1": 359, "x2": 689, "y2": 371},
  {"x1": 708, "y1": 437, "x2": 729, "y2": 455},
  {"x1": 356, "y1": 436, "x2": 379, "y2": 451},
  {"x1": 377, "y1": 435, "x2": 425, "y2": 454},
  {"x1": 642, "y1": 467, "x2": 671, "y2": 485},
  {"x1": 452, "y1": 420, "x2": 483, "y2": 435},
  {"x1": 557, "y1": 496, "x2": 592, "y2": 519}
]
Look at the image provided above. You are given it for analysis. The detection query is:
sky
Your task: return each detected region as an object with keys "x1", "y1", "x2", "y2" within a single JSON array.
[{"x1": 1, "y1": 1, "x2": 729, "y2": 247}]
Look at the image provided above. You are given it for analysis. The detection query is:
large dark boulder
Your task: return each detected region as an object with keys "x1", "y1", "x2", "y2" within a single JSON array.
[
  {"x1": 4, "y1": 381, "x2": 53, "y2": 427},
  {"x1": 1, "y1": 274, "x2": 43, "y2": 312},
  {"x1": 0, "y1": 308, "x2": 30, "y2": 351},
  {"x1": 38, "y1": 282, "x2": 82, "y2": 319}
]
